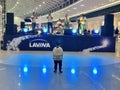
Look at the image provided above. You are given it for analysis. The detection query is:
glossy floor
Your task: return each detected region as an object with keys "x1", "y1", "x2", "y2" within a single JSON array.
[{"x1": 0, "y1": 51, "x2": 120, "y2": 90}]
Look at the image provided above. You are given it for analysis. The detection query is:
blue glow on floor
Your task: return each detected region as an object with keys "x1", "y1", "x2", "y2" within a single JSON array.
[
  {"x1": 0, "y1": 52, "x2": 120, "y2": 90},
  {"x1": 71, "y1": 68, "x2": 76, "y2": 74},
  {"x1": 42, "y1": 65, "x2": 47, "y2": 74},
  {"x1": 93, "y1": 67, "x2": 98, "y2": 75},
  {"x1": 23, "y1": 65, "x2": 28, "y2": 73}
]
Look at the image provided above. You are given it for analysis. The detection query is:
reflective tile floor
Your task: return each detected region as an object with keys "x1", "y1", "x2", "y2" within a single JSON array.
[{"x1": 0, "y1": 51, "x2": 120, "y2": 90}]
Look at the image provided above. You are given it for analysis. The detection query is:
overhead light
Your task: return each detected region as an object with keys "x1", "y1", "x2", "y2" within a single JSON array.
[
  {"x1": 73, "y1": 7, "x2": 77, "y2": 10},
  {"x1": 109, "y1": 0, "x2": 115, "y2": 2},
  {"x1": 16, "y1": 1, "x2": 19, "y2": 4},
  {"x1": 80, "y1": 4, "x2": 85, "y2": 7},
  {"x1": 67, "y1": 10, "x2": 70, "y2": 11},
  {"x1": 39, "y1": 4, "x2": 41, "y2": 7},
  {"x1": 36, "y1": 7, "x2": 38, "y2": 10},
  {"x1": 43, "y1": 2, "x2": 45, "y2": 4}
]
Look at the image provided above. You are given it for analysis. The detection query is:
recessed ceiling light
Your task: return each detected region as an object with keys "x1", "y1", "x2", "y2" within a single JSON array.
[
  {"x1": 67, "y1": 10, "x2": 70, "y2": 11},
  {"x1": 36, "y1": 7, "x2": 38, "y2": 10},
  {"x1": 73, "y1": 7, "x2": 77, "y2": 10},
  {"x1": 43, "y1": 2, "x2": 45, "y2": 4},
  {"x1": 80, "y1": 4, "x2": 84, "y2": 7},
  {"x1": 16, "y1": 1, "x2": 19, "y2": 4},
  {"x1": 109, "y1": 0, "x2": 115, "y2": 2},
  {"x1": 39, "y1": 4, "x2": 41, "y2": 7}
]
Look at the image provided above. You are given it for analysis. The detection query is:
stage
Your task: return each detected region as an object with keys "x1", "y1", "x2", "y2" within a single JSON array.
[{"x1": 3, "y1": 34, "x2": 115, "y2": 52}]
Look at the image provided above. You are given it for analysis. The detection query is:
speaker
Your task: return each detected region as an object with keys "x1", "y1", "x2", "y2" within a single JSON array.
[
  {"x1": 20, "y1": 22, "x2": 25, "y2": 28},
  {"x1": 7, "y1": 13, "x2": 14, "y2": 24},
  {"x1": 64, "y1": 29, "x2": 72, "y2": 35},
  {"x1": 14, "y1": 24, "x2": 17, "y2": 34},
  {"x1": 5, "y1": 24, "x2": 17, "y2": 35},
  {"x1": 101, "y1": 14, "x2": 114, "y2": 36},
  {"x1": 24, "y1": 18, "x2": 31, "y2": 22}
]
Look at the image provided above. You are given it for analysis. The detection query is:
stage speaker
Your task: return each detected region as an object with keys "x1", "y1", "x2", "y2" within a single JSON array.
[
  {"x1": 64, "y1": 29, "x2": 72, "y2": 35},
  {"x1": 20, "y1": 22, "x2": 25, "y2": 28},
  {"x1": 101, "y1": 14, "x2": 114, "y2": 36},
  {"x1": 7, "y1": 13, "x2": 14, "y2": 24},
  {"x1": 5, "y1": 24, "x2": 17, "y2": 35},
  {"x1": 24, "y1": 18, "x2": 31, "y2": 22}
]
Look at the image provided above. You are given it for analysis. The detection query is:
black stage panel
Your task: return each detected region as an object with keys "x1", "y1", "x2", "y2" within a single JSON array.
[
  {"x1": 3, "y1": 35, "x2": 115, "y2": 52},
  {"x1": 101, "y1": 14, "x2": 114, "y2": 36}
]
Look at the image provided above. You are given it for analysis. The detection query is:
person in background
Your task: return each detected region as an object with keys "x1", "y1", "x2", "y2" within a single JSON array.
[
  {"x1": 87, "y1": 30, "x2": 91, "y2": 35},
  {"x1": 115, "y1": 27, "x2": 119, "y2": 37},
  {"x1": 64, "y1": 14, "x2": 70, "y2": 29},
  {"x1": 79, "y1": 14, "x2": 86, "y2": 35},
  {"x1": 53, "y1": 42, "x2": 63, "y2": 73},
  {"x1": 31, "y1": 12, "x2": 37, "y2": 30},
  {"x1": 54, "y1": 19, "x2": 64, "y2": 34},
  {"x1": 77, "y1": 17, "x2": 80, "y2": 34},
  {"x1": 47, "y1": 13, "x2": 53, "y2": 34},
  {"x1": 38, "y1": 15, "x2": 42, "y2": 29}
]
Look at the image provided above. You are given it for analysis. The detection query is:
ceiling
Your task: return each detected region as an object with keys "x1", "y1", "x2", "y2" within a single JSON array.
[
  {"x1": 6, "y1": 0, "x2": 70, "y2": 18},
  {"x1": 4, "y1": 0, "x2": 120, "y2": 22}
]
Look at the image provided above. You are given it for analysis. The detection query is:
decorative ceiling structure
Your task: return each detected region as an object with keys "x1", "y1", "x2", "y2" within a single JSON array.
[
  {"x1": 6, "y1": 0, "x2": 75, "y2": 18},
  {"x1": 2, "y1": 0, "x2": 120, "y2": 22}
]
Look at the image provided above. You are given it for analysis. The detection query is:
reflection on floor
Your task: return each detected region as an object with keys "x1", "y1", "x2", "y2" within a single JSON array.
[{"x1": 0, "y1": 51, "x2": 120, "y2": 90}]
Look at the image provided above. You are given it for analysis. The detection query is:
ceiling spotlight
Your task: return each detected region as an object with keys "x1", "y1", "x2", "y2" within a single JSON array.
[
  {"x1": 73, "y1": 7, "x2": 77, "y2": 10},
  {"x1": 43, "y1": 2, "x2": 45, "y2": 4},
  {"x1": 109, "y1": 0, "x2": 115, "y2": 2},
  {"x1": 39, "y1": 4, "x2": 41, "y2": 7},
  {"x1": 67, "y1": 10, "x2": 70, "y2": 11},
  {"x1": 36, "y1": 7, "x2": 38, "y2": 10},
  {"x1": 80, "y1": 4, "x2": 85, "y2": 7},
  {"x1": 16, "y1": 1, "x2": 19, "y2": 4}
]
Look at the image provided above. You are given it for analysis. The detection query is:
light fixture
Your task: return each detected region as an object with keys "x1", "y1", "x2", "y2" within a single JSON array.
[
  {"x1": 71, "y1": 68, "x2": 76, "y2": 74},
  {"x1": 93, "y1": 67, "x2": 98, "y2": 75},
  {"x1": 23, "y1": 28, "x2": 29, "y2": 33},
  {"x1": 73, "y1": 7, "x2": 77, "y2": 10},
  {"x1": 42, "y1": 66, "x2": 47, "y2": 74},
  {"x1": 80, "y1": 4, "x2": 84, "y2": 7},
  {"x1": 43, "y1": 2, "x2": 45, "y2": 4},
  {"x1": 23, "y1": 66, "x2": 28, "y2": 73},
  {"x1": 67, "y1": 10, "x2": 70, "y2": 11},
  {"x1": 72, "y1": 28, "x2": 77, "y2": 34},
  {"x1": 43, "y1": 27, "x2": 48, "y2": 33},
  {"x1": 36, "y1": 7, "x2": 38, "y2": 10}
]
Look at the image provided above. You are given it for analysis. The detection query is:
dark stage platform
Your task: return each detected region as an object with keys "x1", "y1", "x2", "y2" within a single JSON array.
[{"x1": 3, "y1": 35, "x2": 115, "y2": 52}]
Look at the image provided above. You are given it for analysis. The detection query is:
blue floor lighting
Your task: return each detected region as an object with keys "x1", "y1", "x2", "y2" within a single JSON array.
[
  {"x1": 23, "y1": 66, "x2": 28, "y2": 73},
  {"x1": 71, "y1": 68, "x2": 76, "y2": 74},
  {"x1": 93, "y1": 67, "x2": 98, "y2": 75},
  {"x1": 42, "y1": 67, "x2": 47, "y2": 74}
]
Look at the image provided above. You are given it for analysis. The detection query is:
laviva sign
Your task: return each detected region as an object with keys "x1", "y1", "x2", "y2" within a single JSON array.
[{"x1": 29, "y1": 39, "x2": 50, "y2": 48}]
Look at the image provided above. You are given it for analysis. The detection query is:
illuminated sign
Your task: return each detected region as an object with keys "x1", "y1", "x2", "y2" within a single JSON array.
[{"x1": 29, "y1": 39, "x2": 50, "y2": 48}]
